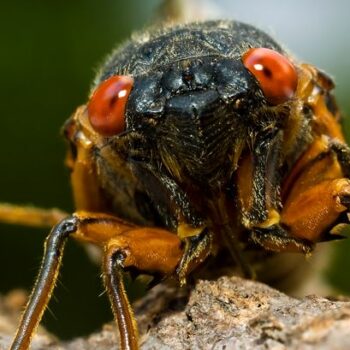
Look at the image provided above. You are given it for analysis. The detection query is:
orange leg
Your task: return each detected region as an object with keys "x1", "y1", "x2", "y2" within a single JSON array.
[
  {"x1": 249, "y1": 137, "x2": 350, "y2": 252},
  {"x1": 281, "y1": 137, "x2": 350, "y2": 242},
  {"x1": 281, "y1": 178, "x2": 350, "y2": 242},
  {"x1": 0, "y1": 203, "x2": 67, "y2": 228},
  {"x1": 103, "y1": 228, "x2": 182, "y2": 349},
  {"x1": 10, "y1": 212, "x2": 183, "y2": 350}
]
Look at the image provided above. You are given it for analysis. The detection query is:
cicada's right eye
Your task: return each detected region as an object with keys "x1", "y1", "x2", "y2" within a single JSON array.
[{"x1": 87, "y1": 75, "x2": 134, "y2": 136}]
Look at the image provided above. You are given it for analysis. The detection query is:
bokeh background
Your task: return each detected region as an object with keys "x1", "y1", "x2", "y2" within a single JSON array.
[{"x1": 0, "y1": 0, "x2": 349, "y2": 339}]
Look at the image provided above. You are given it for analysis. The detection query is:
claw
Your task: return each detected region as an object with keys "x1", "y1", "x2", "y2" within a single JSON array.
[{"x1": 340, "y1": 194, "x2": 350, "y2": 208}]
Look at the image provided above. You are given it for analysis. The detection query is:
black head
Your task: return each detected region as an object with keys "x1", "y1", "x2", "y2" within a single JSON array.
[
  {"x1": 85, "y1": 21, "x2": 298, "y2": 195},
  {"x1": 125, "y1": 56, "x2": 266, "y2": 189}
]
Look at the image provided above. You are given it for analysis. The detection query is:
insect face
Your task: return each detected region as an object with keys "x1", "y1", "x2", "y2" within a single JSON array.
[{"x1": 127, "y1": 56, "x2": 268, "y2": 190}]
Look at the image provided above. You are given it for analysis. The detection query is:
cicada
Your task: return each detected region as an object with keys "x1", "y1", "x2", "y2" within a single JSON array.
[{"x1": 2, "y1": 20, "x2": 350, "y2": 350}]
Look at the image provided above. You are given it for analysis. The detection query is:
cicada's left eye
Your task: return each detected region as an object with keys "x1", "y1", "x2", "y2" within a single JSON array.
[
  {"x1": 242, "y1": 48, "x2": 298, "y2": 105},
  {"x1": 87, "y1": 75, "x2": 134, "y2": 136}
]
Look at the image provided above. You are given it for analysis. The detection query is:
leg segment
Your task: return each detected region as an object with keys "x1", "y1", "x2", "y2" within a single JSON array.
[
  {"x1": 250, "y1": 225, "x2": 313, "y2": 254},
  {"x1": 176, "y1": 228, "x2": 213, "y2": 285},
  {"x1": 10, "y1": 216, "x2": 77, "y2": 350},
  {"x1": 329, "y1": 140, "x2": 350, "y2": 176},
  {"x1": 103, "y1": 247, "x2": 138, "y2": 350},
  {"x1": 281, "y1": 136, "x2": 350, "y2": 242},
  {"x1": 247, "y1": 135, "x2": 350, "y2": 251},
  {"x1": 281, "y1": 178, "x2": 350, "y2": 242},
  {"x1": 102, "y1": 227, "x2": 183, "y2": 350},
  {"x1": 0, "y1": 203, "x2": 67, "y2": 228},
  {"x1": 10, "y1": 211, "x2": 184, "y2": 350}
]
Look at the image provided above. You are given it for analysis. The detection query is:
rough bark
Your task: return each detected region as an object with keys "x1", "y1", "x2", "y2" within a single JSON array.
[{"x1": 1, "y1": 276, "x2": 350, "y2": 350}]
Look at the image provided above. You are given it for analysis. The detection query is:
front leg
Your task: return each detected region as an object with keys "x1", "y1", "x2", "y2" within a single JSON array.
[
  {"x1": 250, "y1": 224, "x2": 313, "y2": 254},
  {"x1": 10, "y1": 216, "x2": 78, "y2": 350},
  {"x1": 280, "y1": 136, "x2": 350, "y2": 243},
  {"x1": 102, "y1": 227, "x2": 182, "y2": 350},
  {"x1": 0, "y1": 203, "x2": 67, "y2": 228},
  {"x1": 250, "y1": 134, "x2": 350, "y2": 253},
  {"x1": 176, "y1": 228, "x2": 214, "y2": 285},
  {"x1": 10, "y1": 211, "x2": 184, "y2": 350}
]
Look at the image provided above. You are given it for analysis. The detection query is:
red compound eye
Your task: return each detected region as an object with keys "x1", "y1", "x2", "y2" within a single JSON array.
[
  {"x1": 87, "y1": 75, "x2": 134, "y2": 136},
  {"x1": 242, "y1": 48, "x2": 298, "y2": 105}
]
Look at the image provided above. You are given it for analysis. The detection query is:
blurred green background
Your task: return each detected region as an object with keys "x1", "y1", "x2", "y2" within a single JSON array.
[{"x1": 0, "y1": 0, "x2": 349, "y2": 340}]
